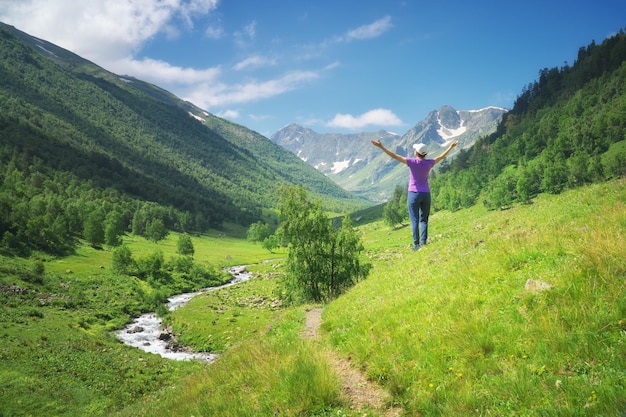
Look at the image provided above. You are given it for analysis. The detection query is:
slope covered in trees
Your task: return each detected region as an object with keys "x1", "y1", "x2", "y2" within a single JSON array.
[
  {"x1": 431, "y1": 29, "x2": 626, "y2": 211},
  {"x1": 0, "y1": 23, "x2": 367, "y2": 255}
]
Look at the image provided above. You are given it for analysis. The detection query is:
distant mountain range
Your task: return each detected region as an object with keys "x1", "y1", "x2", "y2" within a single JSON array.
[{"x1": 271, "y1": 105, "x2": 507, "y2": 202}]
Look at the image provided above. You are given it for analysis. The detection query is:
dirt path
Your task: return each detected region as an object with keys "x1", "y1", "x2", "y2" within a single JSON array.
[{"x1": 302, "y1": 308, "x2": 402, "y2": 417}]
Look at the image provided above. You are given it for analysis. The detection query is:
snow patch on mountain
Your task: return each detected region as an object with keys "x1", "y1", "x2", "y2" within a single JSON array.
[
  {"x1": 188, "y1": 112, "x2": 204, "y2": 122},
  {"x1": 332, "y1": 159, "x2": 351, "y2": 174},
  {"x1": 468, "y1": 106, "x2": 509, "y2": 113},
  {"x1": 36, "y1": 44, "x2": 57, "y2": 57},
  {"x1": 437, "y1": 118, "x2": 467, "y2": 140}
]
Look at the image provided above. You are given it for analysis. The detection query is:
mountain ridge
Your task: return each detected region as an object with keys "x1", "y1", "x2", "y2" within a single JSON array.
[
  {"x1": 0, "y1": 21, "x2": 371, "y2": 255},
  {"x1": 0, "y1": 22, "x2": 368, "y2": 215},
  {"x1": 271, "y1": 105, "x2": 507, "y2": 201}
]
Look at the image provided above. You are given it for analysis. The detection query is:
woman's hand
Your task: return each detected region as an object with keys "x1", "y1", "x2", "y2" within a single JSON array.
[
  {"x1": 434, "y1": 140, "x2": 459, "y2": 164},
  {"x1": 372, "y1": 140, "x2": 406, "y2": 164}
]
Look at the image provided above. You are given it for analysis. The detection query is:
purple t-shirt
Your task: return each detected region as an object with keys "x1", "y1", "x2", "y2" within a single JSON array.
[{"x1": 406, "y1": 158, "x2": 436, "y2": 192}]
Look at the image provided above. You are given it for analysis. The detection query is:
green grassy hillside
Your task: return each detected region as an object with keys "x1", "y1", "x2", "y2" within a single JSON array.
[
  {"x1": 1, "y1": 181, "x2": 623, "y2": 417},
  {"x1": 0, "y1": 21, "x2": 368, "y2": 256},
  {"x1": 324, "y1": 179, "x2": 625, "y2": 415},
  {"x1": 108, "y1": 179, "x2": 625, "y2": 417}
]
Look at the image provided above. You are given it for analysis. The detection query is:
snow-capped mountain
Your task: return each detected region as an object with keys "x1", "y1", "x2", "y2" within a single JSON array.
[
  {"x1": 270, "y1": 125, "x2": 400, "y2": 176},
  {"x1": 271, "y1": 105, "x2": 507, "y2": 202},
  {"x1": 401, "y1": 105, "x2": 508, "y2": 151}
]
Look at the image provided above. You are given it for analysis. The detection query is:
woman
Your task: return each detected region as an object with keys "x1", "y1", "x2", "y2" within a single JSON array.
[{"x1": 371, "y1": 139, "x2": 458, "y2": 251}]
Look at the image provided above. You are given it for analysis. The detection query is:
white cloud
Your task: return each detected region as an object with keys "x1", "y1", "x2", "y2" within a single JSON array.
[
  {"x1": 205, "y1": 24, "x2": 224, "y2": 39},
  {"x1": 108, "y1": 57, "x2": 221, "y2": 85},
  {"x1": 233, "y1": 55, "x2": 277, "y2": 71},
  {"x1": 249, "y1": 113, "x2": 271, "y2": 121},
  {"x1": 184, "y1": 70, "x2": 320, "y2": 108},
  {"x1": 178, "y1": 0, "x2": 219, "y2": 26},
  {"x1": 0, "y1": 0, "x2": 219, "y2": 62},
  {"x1": 0, "y1": 1, "x2": 395, "y2": 131},
  {"x1": 216, "y1": 109, "x2": 240, "y2": 120},
  {"x1": 295, "y1": 16, "x2": 394, "y2": 61},
  {"x1": 234, "y1": 20, "x2": 257, "y2": 48},
  {"x1": 346, "y1": 16, "x2": 392, "y2": 41},
  {"x1": 0, "y1": 1, "x2": 317, "y2": 113},
  {"x1": 326, "y1": 108, "x2": 403, "y2": 129},
  {"x1": 324, "y1": 61, "x2": 341, "y2": 71}
]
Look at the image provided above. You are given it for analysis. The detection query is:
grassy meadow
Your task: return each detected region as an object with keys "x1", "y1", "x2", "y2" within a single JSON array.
[
  {"x1": 0, "y1": 227, "x2": 281, "y2": 416},
  {"x1": 324, "y1": 179, "x2": 626, "y2": 415},
  {"x1": 1, "y1": 179, "x2": 624, "y2": 416}
]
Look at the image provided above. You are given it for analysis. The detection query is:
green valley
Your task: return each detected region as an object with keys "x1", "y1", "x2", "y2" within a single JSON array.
[
  {"x1": 1, "y1": 180, "x2": 623, "y2": 416},
  {"x1": 0, "y1": 17, "x2": 625, "y2": 417}
]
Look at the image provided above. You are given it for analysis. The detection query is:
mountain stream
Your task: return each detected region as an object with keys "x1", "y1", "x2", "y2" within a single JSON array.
[{"x1": 115, "y1": 265, "x2": 253, "y2": 363}]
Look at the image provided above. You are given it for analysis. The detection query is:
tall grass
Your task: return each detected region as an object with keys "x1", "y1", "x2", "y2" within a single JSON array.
[
  {"x1": 323, "y1": 179, "x2": 625, "y2": 416},
  {"x1": 115, "y1": 309, "x2": 344, "y2": 417}
]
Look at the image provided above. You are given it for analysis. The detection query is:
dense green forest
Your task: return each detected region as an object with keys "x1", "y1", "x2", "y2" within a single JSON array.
[
  {"x1": 0, "y1": 23, "x2": 368, "y2": 255},
  {"x1": 431, "y1": 29, "x2": 626, "y2": 211}
]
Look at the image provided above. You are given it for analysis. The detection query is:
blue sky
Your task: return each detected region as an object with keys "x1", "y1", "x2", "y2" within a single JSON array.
[{"x1": 0, "y1": 0, "x2": 624, "y2": 137}]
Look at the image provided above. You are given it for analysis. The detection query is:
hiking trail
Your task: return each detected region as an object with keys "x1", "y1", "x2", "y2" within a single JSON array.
[{"x1": 302, "y1": 308, "x2": 402, "y2": 417}]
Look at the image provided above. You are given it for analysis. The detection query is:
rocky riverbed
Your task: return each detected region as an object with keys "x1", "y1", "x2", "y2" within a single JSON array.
[{"x1": 115, "y1": 265, "x2": 253, "y2": 362}]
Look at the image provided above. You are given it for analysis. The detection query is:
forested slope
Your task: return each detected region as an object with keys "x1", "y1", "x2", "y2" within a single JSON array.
[
  {"x1": 0, "y1": 23, "x2": 367, "y2": 255},
  {"x1": 431, "y1": 29, "x2": 626, "y2": 210}
]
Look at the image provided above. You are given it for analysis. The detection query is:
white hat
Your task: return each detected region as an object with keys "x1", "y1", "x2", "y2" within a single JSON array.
[{"x1": 412, "y1": 143, "x2": 427, "y2": 155}]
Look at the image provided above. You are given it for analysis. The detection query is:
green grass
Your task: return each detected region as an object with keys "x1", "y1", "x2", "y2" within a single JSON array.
[
  {"x1": 115, "y1": 307, "x2": 344, "y2": 417},
  {"x1": 110, "y1": 179, "x2": 625, "y2": 417},
  {"x1": 0, "y1": 228, "x2": 282, "y2": 417},
  {"x1": 45, "y1": 224, "x2": 283, "y2": 276},
  {"x1": 323, "y1": 179, "x2": 626, "y2": 416},
  {"x1": 1, "y1": 180, "x2": 624, "y2": 416},
  {"x1": 165, "y1": 265, "x2": 284, "y2": 352},
  {"x1": 0, "y1": 258, "x2": 204, "y2": 416}
]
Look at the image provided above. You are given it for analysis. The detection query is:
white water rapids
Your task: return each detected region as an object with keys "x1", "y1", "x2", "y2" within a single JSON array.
[{"x1": 115, "y1": 265, "x2": 253, "y2": 363}]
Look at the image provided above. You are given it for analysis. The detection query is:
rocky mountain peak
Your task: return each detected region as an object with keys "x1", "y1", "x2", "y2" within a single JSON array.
[{"x1": 271, "y1": 105, "x2": 507, "y2": 202}]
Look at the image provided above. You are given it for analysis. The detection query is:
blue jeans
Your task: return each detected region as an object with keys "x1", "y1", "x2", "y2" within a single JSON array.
[{"x1": 408, "y1": 191, "x2": 431, "y2": 248}]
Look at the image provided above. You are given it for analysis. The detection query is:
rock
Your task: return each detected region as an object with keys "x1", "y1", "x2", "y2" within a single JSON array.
[
  {"x1": 1, "y1": 285, "x2": 28, "y2": 295},
  {"x1": 525, "y1": 279, "x2": 553, "y2": 292},
  {"x1": 127, "y1": 326, "x2": 144, "y2": 334}
]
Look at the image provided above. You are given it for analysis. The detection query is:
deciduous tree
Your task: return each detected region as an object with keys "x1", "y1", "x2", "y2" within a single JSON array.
[
  {"x1": 247, "y1": 221, "x2": 270, "y2": 244},
  {"x1": 276, "y1": 185, "x2": 370, "y2": 303},
  {"x1": 176, "y1": 234, "x2": 194, "y2": 257}
]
